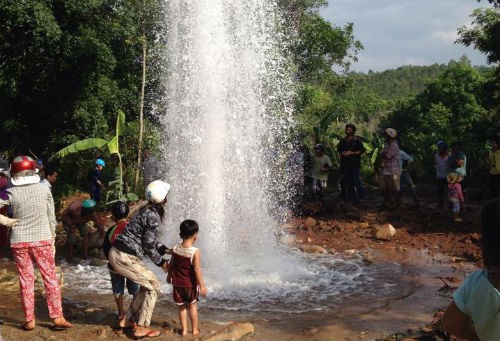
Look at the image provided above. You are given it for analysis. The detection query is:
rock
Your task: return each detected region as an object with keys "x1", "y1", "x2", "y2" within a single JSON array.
[
  {"x1": 300, "y1": 245, "x2": 327, "y2": 254},
  {"x1": 361, "y1": 251, "x2": 375, "y2": 264},
  {"x1": 327, "y1": 248, "x2": 336, "y2": 254},
  {"x1": 306, "y1": 236, "x2": 312, "y2": 243},
  {"x1": 90, "y1": 259, "x2": 108, "y2": 267},
  {"x1": 359, "y1": 222, "x2": 370, "y2": 229},
  {"x1": 302, "y1": 201, "x2": 323, "y2": 214},
  {"x1": 303, "y1": 327, "x2": 319, "y2": 335},
  {"x1": 204, "y1": 322, "x2": 254, "y2": 341},
  {"x1": 304, "y1": 217, "x2": 317, "y2": 228},
  {"x1": 278, "y1": 233, "x2": 295, "y2": 245},
  {"x1": 96, "y1": 327, "x2": 109, "y2": 338},
  {"x1": 85, "y1": 307, "x2": 103, "y2": 313},
  {"x1": 344, "y1": 249, "x2": 356, "y2": 255},
  {"x1": 469, "y1": 232, "x2": 480, "y2": 244},
  {"x1": 374, "y1": 223, "x2": 396, "y2": 240}
]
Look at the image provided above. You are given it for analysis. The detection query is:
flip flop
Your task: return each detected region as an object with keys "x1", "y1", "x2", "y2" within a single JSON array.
[
  {"x1": 134, "y1": 329, "x2": 161, "y2": 339},
  {"x1": 52, "y1": 320, "x2": 72, "y2": 330}
]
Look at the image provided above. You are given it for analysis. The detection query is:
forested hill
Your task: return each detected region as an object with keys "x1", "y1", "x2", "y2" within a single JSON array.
[{"x1": 348, "y1": 62, "x2": 492, "y2": 100}]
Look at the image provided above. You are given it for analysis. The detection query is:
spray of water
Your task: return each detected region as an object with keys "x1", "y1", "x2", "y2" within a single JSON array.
[
  {"x1": 64, "y1": 1, "x2": 401, "y2": 316},
  {"x1": 160, "y1": 0, "x2": 294, "y2": 269}
]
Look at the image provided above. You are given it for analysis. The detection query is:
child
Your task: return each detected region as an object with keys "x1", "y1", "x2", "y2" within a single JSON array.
[
  {"x1": 102, "y1": 201, "x2": 139, "y2": 328},
  {"x1": 167, "y1": 220, "x2": 207, "y2": 336},
  {"x1": 447, "y1": 172, "x2": 464, "y2": 222},
  {"x1": 442, "y1": 199, "x2": 500, "y2": 340}
]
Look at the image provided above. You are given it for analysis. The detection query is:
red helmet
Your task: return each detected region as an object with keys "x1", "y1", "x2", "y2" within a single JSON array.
[{"x1": 10, "y1": 156, "x2": 36, "y2": 175}]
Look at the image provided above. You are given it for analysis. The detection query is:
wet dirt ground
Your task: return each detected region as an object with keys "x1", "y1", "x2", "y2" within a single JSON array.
[{"x1": 0, "y1": 191, "x2": 484, "y2": 341}]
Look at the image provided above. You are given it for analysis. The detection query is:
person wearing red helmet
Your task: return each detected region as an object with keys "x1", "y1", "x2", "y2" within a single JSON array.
[{"x1": 0, "y1": 156, "x2": 71, "y2": 331}]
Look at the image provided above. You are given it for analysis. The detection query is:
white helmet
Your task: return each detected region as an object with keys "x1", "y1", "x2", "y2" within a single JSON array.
[{"x1": 145, "y1": 180, "x2": 171, "y2": 204}]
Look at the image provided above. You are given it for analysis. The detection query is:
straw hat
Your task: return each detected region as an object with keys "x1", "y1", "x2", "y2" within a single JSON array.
[{"x1": 446, "y1": 172, "x2": 462, "y2": 184}]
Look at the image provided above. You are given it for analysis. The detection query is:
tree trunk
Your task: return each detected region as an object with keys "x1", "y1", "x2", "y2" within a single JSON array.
[{"x1": 135, "y1": 0, "x2": 147, "y2": 192}]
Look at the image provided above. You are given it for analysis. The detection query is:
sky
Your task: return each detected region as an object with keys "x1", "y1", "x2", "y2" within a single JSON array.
[{"x1": 320, "y1": 0, "x2": 490, "y2": 72}]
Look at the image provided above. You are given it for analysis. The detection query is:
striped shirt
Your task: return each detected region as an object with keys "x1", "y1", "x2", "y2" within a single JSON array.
[{"x1": 0, "y1": 183, "x2": 56, "y2": 246}]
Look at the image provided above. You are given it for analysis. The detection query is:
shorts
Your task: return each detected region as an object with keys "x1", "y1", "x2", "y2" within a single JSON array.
[
  {"x1": 173, "y1": 286, "x2": 199, "y2": 305},
  {"x1": 379, "y1": 174, "x2": 401, "y2": 192},
  {"x1": 312, "y1": 178, "x2": 327, "y2": 193},
  {"x1": 110, "y1": 271, "x2": 139, "y2": 295},
  {"x1": 63, "y1": 223, "x2": 88, "y2": 245}
]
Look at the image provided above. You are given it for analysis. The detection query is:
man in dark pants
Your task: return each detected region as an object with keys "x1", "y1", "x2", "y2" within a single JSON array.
[{"x1": 337, "y1": 123, "x2": 365, "y2": 203}]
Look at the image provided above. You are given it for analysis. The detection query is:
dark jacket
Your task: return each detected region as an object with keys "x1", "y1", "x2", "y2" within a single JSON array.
[{"x1": 113, "y1": 206, "x2": 167, "y2": 266}]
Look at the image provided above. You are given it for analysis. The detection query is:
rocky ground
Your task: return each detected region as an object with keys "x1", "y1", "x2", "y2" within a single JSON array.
[{"x1": 0, "y1": 189, "x2": 484, "y2": 341}]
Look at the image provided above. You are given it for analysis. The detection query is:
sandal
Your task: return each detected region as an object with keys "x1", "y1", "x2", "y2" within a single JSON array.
[
  {"x1": 134, "y1": 328, "x2": 161, "y2": 339},
  {"x1": 52, "y1": 319, "x2": 72, "y2": 330},
  {"x1": 21, "y1": 321, "x2": 35, "y2": 331}
]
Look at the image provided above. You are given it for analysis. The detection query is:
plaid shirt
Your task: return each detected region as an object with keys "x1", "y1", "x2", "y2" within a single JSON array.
[
  {"x1": 0, "y1": 183, "x2": 56, "y2": 245},
  {"x1": 381, "y1": 141, "x2": 400, "y2": 175}
]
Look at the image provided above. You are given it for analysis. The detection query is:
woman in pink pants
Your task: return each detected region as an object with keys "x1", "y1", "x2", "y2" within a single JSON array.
[{"x1": 0, "y1": 156, "x2": 71, "y2": 331}]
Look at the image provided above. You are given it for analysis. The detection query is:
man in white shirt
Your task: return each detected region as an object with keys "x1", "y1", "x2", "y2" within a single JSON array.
[{"x1": 40, "y1": 166, "x2": 58, "y2": 191}]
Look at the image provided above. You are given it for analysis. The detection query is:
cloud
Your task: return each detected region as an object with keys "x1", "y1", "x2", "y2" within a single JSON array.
[
  {"x1": 320, "y1": 0, "x2": 489, "y2": 72},
  {"x1": 430, "y1": 30, "x2": 458, "y2": 44}
]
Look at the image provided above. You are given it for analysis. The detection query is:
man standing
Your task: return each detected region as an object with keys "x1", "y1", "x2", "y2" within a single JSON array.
[
  {"x1": 337, "y1": 123, "x2": 364, "y2": 203},
  {"x1": 311, "y1": 144, "x2": 332, "y2": 196},
  {"x1": 379, "y1": 128, "x2": 401, "y2": 209},
  {"x1": 40, "y1": 166, "x2": 58, "y2": 191},
  {"x1": 90, "y1": 158, "x2": 105, "y2": 204}
]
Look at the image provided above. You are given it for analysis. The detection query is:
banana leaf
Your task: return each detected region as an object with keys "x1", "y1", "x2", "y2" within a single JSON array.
[{"x1": 49, "y1": 138, "x2": 109, "y2": 161}]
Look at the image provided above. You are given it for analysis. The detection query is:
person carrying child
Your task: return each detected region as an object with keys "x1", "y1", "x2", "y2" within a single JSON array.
[
  {"x1": 442, "y1": 199, "x2": 500, "y2": 340},
  {"x1": 167, "y1": 220, "x2": 207, "y2": 336},
  {"x1": 447, "y1": 172, "x2": 464, "y2": 222},
  {"x1": 102, "y1": 201, "x2": 139, "y2": 329}
]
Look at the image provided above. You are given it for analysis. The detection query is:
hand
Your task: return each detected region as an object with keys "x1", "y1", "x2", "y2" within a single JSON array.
[
  {"x1": 200, "y1": 285, "x2": 207, "y2": 297},
  {"x1": 161, "y1": 261, "x2": 169, "y2": 273}
]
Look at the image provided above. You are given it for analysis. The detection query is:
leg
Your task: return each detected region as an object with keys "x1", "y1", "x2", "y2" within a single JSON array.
[
  {"x1": 82, "y1": 233, "x2": 89, "y2": 258},
  {"x1": 352, "y1": 168, "x2": 365, "y2": 199},
  {"x1": 188, "y1": 303, "x2": 199, "y2": 335},
  {"x1": 31, "y1": 245, "x2": 70, "y2": 328},
  {"x1": 179, "y1": 304, "x2": 188, "y2": 336},
  {"x1": 12, "y1": 247, "x2": 36, "y2": 324},
  {"x1": 108, "y1": 248, "x2": 161, "y2": 333}
]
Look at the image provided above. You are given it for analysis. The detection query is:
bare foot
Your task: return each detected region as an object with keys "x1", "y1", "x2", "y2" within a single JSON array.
[
  {"x1": 52, "y1": 317, "x2": 72, "y2": 330},
  {"x1": 193, "y1": 328, "x2": 200, "y2": 335},
  {"x1": 22, "y1": 320, "x2": 35, "y2": 331}
]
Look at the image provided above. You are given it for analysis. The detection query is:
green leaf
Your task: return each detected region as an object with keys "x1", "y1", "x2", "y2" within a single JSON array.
[
  {"x1": 49, "y1": 138, "x2": 109, "y2": 160},
  {"x1": 116, "y1": 110, "x2": 126, "y2": 136},
  {"x1": 125, "y1": 193, "x2": 139, "y2": 202},
  {"x1": 107, "y1": 136, "x2": 119, "y2": 154}
]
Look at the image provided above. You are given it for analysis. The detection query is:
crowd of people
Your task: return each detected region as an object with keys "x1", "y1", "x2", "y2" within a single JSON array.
[
  {"x1": 288, "y1": 124, "x2": 500, "y2": 222},
  {"x1": 0, "y1": 155, "x2": 206, "y2": 338}
]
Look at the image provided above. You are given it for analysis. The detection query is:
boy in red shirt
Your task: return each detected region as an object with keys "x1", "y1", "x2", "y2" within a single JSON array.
[{"x1": 167, "y1": 220, "x2": 207, "y2": 336}]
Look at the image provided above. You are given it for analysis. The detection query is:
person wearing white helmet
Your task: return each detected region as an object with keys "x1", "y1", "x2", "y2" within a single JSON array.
[
  {"x1": 379, "y1": 128, "x2": 401, "y2": 209},
  {"x1": 108, "y1": 180, "x2": 171, "y2": 339}
]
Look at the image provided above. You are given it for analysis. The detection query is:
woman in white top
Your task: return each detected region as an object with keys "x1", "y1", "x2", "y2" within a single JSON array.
[{"x1": 0, "y1": 156, "x2": 71, "y2": 331}]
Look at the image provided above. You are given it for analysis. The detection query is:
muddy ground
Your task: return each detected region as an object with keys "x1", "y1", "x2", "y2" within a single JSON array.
[{"x1": 0, "y1": 189, "x2": 484, "y2": 341}]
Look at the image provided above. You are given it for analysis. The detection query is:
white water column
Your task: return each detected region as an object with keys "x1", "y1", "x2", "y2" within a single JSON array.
[{"x1": 160, "y1": 0, "x2": 295, "y2": 272}]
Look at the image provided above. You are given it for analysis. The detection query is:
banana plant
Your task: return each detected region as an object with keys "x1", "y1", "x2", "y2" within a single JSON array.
[{"x1": 50, "y1": 111, "x2": 138, "y2": 204}]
